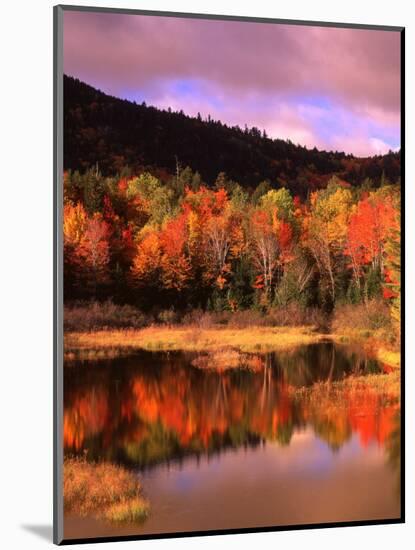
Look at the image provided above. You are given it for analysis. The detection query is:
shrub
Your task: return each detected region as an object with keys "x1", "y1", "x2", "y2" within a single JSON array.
[
  {"x1": 227, "y1": 310, "x2": 266, "y2": 328},
  {"x1": 157, "y1": 309, "x2": 179, "y2": 325},
  {"x1": 182, "y1": 309, "x2": 212, "y2": 328},
  {"x1": 64, "y1": 301, "x2": 150, "y2": 331},
  {"x1": 332, "y1": 299, "x2": 391, "y2": 333},
  {"x1": 64, "y1": 301, "x2": 331, "y2": 333},
  {"x1": 181, "y1": 309, "x2": 230, "y2": 328},
  {"x1": 268, "y1": 303, "x2": 328, "y2": 330}
]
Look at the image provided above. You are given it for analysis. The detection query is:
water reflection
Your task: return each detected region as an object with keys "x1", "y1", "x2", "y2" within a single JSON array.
[
  {"x1": 64, "y1": 344, "x2": 399, "y2": 467},
  {"x1": 63, "y1": 343, "x2": 401, "y2": 538}
]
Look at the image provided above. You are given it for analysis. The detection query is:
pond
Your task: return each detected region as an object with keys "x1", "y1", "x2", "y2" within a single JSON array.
[{"x1": 63, "y1": 342, "x2": 400, "y2": 539}]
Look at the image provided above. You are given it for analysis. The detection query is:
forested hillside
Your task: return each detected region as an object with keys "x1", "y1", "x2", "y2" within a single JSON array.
[{"x1": 64, "y1": 75, "x2": 400, "y2": 197}]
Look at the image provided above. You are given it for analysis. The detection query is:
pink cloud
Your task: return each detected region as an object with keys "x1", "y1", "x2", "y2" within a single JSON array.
[{"x1": 63, "y1": 10, "x2": 401, "y2": 156}]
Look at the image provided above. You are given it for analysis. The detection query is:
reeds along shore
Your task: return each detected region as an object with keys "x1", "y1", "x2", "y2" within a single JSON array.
[{"x1": 64, "y1": 457, "x2": 149, "y2": 523}]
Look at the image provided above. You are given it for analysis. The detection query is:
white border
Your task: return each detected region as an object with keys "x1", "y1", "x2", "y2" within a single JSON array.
[{"x1": 1, "y1": 1, "x2": 412, "y2": 549}]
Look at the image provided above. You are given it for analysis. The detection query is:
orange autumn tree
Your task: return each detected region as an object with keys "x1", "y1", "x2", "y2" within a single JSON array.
[
  {"x1": 159, "y1": 213, "x2": 192, "y2": 291},
  {"x1": 130, "y1": 230, "x2": 162, "y2": 288},
  {"x1": 131, "y1": 213, "x2": 192, "y2": 293}
]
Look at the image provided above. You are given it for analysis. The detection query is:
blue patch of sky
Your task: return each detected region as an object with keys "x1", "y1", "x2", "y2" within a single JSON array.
[
  {"x1": 174, "y1": 472, "x2": 198, "y2": 492},
  {"x1": 169, "y1": 78, "x2": 225, "y2": 110},
  {"x1": 120, "y1": 77, "x2": 225, "y2": 111},
  {"x1": 297, "y1": 431, "x2": 374, "y2": 478},
  {"x1": 294, "y1": 94, "x2": 400, "y2": 151}
]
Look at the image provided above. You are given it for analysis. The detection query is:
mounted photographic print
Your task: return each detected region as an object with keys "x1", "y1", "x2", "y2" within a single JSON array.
[{"x1": 53, "y1": 5, "x2": 404, "y2": 545}]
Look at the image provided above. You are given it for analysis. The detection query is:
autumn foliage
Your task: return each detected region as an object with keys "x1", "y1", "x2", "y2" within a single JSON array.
[{"x1": 64, "y1": 169, "x2": 400, "y2": 333}]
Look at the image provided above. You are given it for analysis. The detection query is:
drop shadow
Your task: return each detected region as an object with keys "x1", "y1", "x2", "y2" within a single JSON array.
[{"x1": 21, "y1": 524, "x2": 53, "y2": 543}]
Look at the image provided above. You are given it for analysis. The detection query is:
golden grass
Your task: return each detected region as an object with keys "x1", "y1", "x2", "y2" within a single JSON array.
[
  {"x1": 191, "y1": 349, "x2": 265, "y2": 371},
  {"x1": 64, "y1": 347, "x2": 137, "y2": 362},
  {"x1": 332, "y1": 328, "x2": 401, "y2": 369},
  {"x1": 64, "y1": 457, "x2": 149, "y2": 523},
  {"x1": 290, "y1": 369, "x2": 401, "y2": 402},
  {"x1": 65, "y1": 325, "x2": 326, "y2": 356},
  {"x1": 339, "y1": 370, "x2": 401, "y2": 398}
]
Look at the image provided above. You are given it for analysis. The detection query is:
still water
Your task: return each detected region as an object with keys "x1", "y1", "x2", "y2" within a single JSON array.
[{"x1": 63, "y1": 343, "x2": 400, "y2": 539}]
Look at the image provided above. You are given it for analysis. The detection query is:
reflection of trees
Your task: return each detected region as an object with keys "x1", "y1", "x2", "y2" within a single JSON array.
[
  {"x1": 327, "y1": 344, "x2": 335, "y2": 386},
  {"x1": 385, "y1": 411, "x2": 401, "y2": 497},
  {"x1": 213, "y1": 376, "x2": 229, "y2": 419},
  {"x1": 64, "y1": 386, "x2": 109, "y2": 451},
  {"x1": 312, "y1": 418, "x2": 352, "y2": 451},
  {"x1": 301, "y1": 385, "x2": 399, "y2": 452},
  {"x1": 273, "y1": 343, "x2": 379, "y2": 388},
  {"x1": 63, "y1": 350, "x2": 399, "y2": 467},
  {"x1": 123, "y1": 421, "x2": 182, "y2": 465},
  {"x1": 260, "y1": 358, "x2": 272, "y2": 412}
]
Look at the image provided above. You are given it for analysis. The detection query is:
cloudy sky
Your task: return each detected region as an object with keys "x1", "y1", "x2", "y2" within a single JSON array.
[{"x1": 63, "y1": 11, "x2": 401, "y2": 157}]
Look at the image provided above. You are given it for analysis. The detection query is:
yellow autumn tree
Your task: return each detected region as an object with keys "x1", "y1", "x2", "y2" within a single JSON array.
[
  {"x1": 305, "y1": 187, "x2": 352, "y2": 304},
  {"x1": 63, "y1": 203, "x2": 88, "y2": 246}
]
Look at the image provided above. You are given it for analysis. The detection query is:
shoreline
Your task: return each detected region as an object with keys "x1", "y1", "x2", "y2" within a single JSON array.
[
  {"x1": 64, "y1": 325, "x2": 400, "y2": 369},
  {"x1": 65, "y1": 325, "x2": 327, "y2": 355}
]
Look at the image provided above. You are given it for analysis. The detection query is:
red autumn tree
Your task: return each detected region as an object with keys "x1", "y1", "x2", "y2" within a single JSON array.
[
  {"x1": 77, "y1": 214, "x2": 111, "y2": 294},
  {"x1": 345, "y1": 193, "x2": 397, "y2": 297}
]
